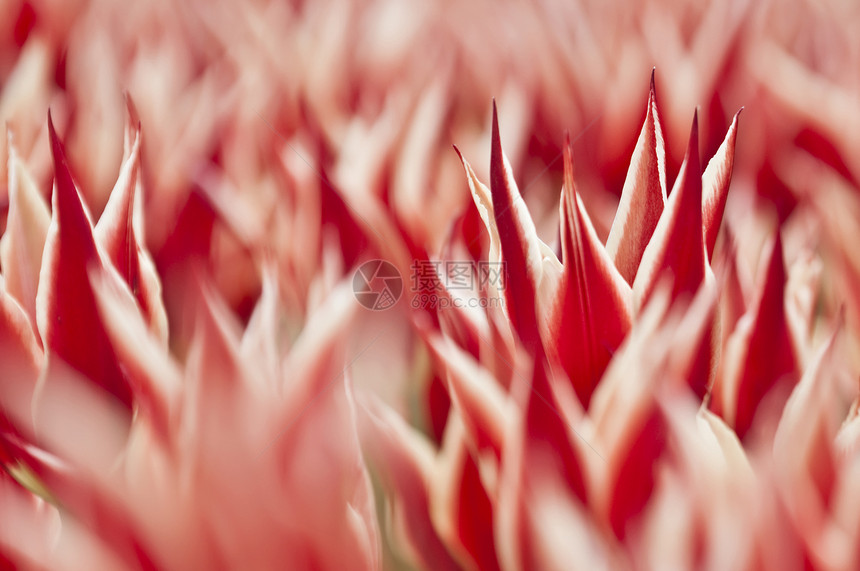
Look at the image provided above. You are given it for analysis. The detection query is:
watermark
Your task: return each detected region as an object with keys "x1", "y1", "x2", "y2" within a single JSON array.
[
  {"x1": 410, "y1": 261, "x2": 506, "y2": 293},
  {"x1": 353, "y1": 259, "x2": 506, "y2": 311},
  {"x1": 410, "y1": 294, "x2": 505, "y2": 310},
  {"x1": 353, "y1": 260, "x2": 404, "y2": 310}
]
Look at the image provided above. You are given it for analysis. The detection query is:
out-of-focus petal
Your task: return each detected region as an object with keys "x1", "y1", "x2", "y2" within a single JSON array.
[
  {"x1": 430, "y1": 417, "x2": 500, "y2": 571},
  {"x1": 0, "y1": 283, "x2": 42, "y2": 439},
  {"x1": 93, "y1": 110, "x2": 168, "y2": 344},
  {"x1": 358, "y1": 396, "x2": 460, "y2": 571},
  {"x1": 589, "y1": 290, "x2": 671, "y2": 540},
  {"x1": 714, "y1": 231, "x2": 799, "y2": 441},
  {"x1": 496, "y1": 357, "x2": 588, "y2": 569},
  {"x1": 774, "y1": 321, "x2": 846, "y2": 551},
  {"x1": 0, "y1": 131, "x2": 50, "y2": 335},
  {"x1": 425, "y1": 333, "x2": 511, "y2": 460},
  {"x1": 89, "y1": 267, "x2": 180, "y2": 448},
  {"x1": 36, "y1": 113, "x2": 131, "y2": 409},
  {"x1": 0, "y1": 468, "x2": 60, "y2": 570}
]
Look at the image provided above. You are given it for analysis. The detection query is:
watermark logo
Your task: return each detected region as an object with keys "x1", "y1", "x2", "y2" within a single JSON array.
[
  {"x1": 353, "y1": 259, "x2": 507, "y2": 311},
  {"x1": 353, "y1": 260, "x2": 403, "y2": 310}
]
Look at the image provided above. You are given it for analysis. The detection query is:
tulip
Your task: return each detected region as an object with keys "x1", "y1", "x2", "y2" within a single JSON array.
[{"x1": 1, "y1": 1, "x2": 859, "y2": 569}]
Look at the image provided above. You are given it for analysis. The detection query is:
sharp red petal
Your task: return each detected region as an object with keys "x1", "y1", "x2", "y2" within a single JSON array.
[
  {"x1": 634, "y1": 112, "x2": 706, "y2": 309},
  {"x1": 606, "y1": 72, "x2": 668, "y2": 284},
  {"x1": 549, "y1": 138, "x2": 632, "y2": 409},
  {"x1": 490, "y1": 102, "x2": 541, "y2": 351},
  {"x1": 702, "y1": 109, "x2": 742, "y2": 258}
]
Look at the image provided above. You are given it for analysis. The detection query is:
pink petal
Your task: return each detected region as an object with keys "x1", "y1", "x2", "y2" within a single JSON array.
[
  {"x1": 93, "y1": 110, "x2": 168, "y2": 343},
  {"x1": 0, "y1": 131, "x2": 50, "y2": 337},
  {"x1": 717, "y1": 231, "x2": 798, "y2": 441},
  {"x1": 264, "y1": 291, "x2": 380, "y2": 569},
  {"x1": 89, "y1": 268, "x2": 180, "y2": 447},
  {"x1": 358, "y1": 397, "x2": 460, "y2": 570},
  {"x1": 0, "y1": 468, "x2": 60, "y2": 569},
  {"x1": 425, "y1": 333, "x2": 510, "y2": 459},
  {"x1": 606, "y1": 71, "x2": 667, "y2": 284},
  {"x1": 0, "y1": 285, "x2": 42, "y2": 442},
  {"x1": 702, "y1": 109, "x2": 741, "y2": 259},
  {"x1": 181, "y1": 286, "x2": 380, "y2": 569},
  {"x1": 589, "y1": 293, "x2": 673, "y2": 540},
  {"x1": 36, "y1": 113, "x2": 132, "y2": 409},
  {"x1": 430, "y1": 422, "x2": 500, "y2": 571},
  {"x1": 633, "y1": 112, "x2": 706, "y2": 310},
  {"x1": 548, "y1": 137, "x2": 632, "y2": 409},
  {"x1": 496, "y1": 357, "x2": 589, "y2": 569},
  {"x1": 712, "y1": 227, "x2": 749, "y2": 347},
  {"x1": 774, "y1": 320, "x2": 844, "y2": 545},
  {"x1": 11, "y1": 443, "x2": 159, "y2": 570}
]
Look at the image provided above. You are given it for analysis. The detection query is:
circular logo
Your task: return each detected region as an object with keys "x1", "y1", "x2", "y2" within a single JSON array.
[{"x1": 353, "y1": 260, "x2": 403, "y2": 310}]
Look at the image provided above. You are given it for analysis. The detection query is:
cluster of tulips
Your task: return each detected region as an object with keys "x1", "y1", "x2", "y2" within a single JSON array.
[{"x1": 1, "y1": 0, "x2": 860, "y2": 569}]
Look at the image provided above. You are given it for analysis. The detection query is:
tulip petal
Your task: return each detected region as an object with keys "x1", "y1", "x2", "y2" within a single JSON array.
[
  {"x1": 454, "y1": 146, "x2": 501, "y2": 267},
  {"x1": 496, "y1": 357, "x2": 588, "y2": 569},
  {"x1": 606, "y1": 71, "x2": 667, "y2": 284},
  {"x1": 774, "y1": 320, "x2": 845, "y2": 520},
  {"x1": 633, "y1": 112, "x2": 706, "y2": 310},
  {"x1": 716, "y1": 231, "x2": 798, "y2": 441},
  {"x1": 0, "y1": 284, "x2": 42, "y2": 440},
  {"x1": 548, "y1": 138, "x2": 632, "y2": 409},
  {"x1": 358, "y1": 396, "x2": 460, "y2": 570},
  {"x1": 0, "y1": 468, "x2": 61, "y2": 569},
  {"x1": 425, "y1": 333, "x2": 511, "y2": 459},
  {"x1": 702, "y1": 109, "x2": 741, "y2": 259},
  {"x1": 489, "y1": 102, "x2": 544, "y2": 350},
  {"x1": 430, "y1": 418, "x2": 501, "y2": 571},
  {"x1": 89, "y1": 268, "x2": 180, "y2": 447},
  {"x1": 36, "y1": 113, "x2": 132, "y2": 409},
  {"x1": 589, "y1": 290, "x2": 672, "y2": 539},
  {"x1": 94, "y1": 115, "x2": 168, "y2": 344},
  {"x1": 0, "y1": 132, "x2": 50, "y2": 337}
]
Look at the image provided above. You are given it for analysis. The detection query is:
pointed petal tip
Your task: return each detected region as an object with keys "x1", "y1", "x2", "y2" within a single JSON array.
[
  {"x1": 46, "y1": 110, "x2": 67, "y2": 168},
  {"x1": 46, "y1": 109, "x2": 57, "y2": 145},
  {"x1": 687, "y1": 111, "x2": 700, "y2": 167},
  {"x1": 491, "y1": 100, "x2": 500, "y2": 145},
  {"x1": 122, "y1": 91, "x2": 141, "y2": 130},
  {"x1": 562, "y1": 135, "x2": 575, "y2": 191}
]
